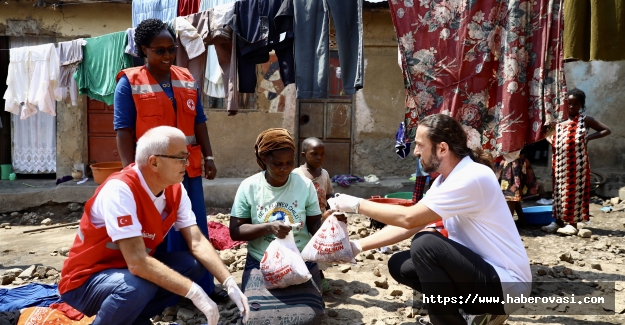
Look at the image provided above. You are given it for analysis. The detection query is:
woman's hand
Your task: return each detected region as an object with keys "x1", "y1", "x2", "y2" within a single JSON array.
[{"x1": 268, "y1": 221, "x2": 292, "y2": 239}]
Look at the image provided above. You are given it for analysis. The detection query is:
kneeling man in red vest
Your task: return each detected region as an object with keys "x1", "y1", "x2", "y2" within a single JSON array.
[{"x1": 58, "y1": 126, "x2": 249, "y2": 325}]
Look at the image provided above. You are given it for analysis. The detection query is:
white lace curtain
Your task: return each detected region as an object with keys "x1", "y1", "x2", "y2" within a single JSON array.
[{"x1": 10, "y1": 36, "x2": 56, "y2": 173}]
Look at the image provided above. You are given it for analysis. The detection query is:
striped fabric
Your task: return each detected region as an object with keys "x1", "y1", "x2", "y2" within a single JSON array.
[
  {"x1": 412, "y1": 176, "x2": 428, "y2": 204},
  {"x1": 241, "y1": 254, "x2": 324, "y2": 324},
  {"x1": 552, "y1": 114, "x2": 590, "y2": 224}
]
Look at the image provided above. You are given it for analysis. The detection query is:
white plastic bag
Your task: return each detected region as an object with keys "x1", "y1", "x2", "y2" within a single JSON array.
[
  {"x1": 301, "y1": 213, "x2": 356, "y2": 264},
  {"x1": 260, "y1": 220, "x2": 312, "y2": 289}
]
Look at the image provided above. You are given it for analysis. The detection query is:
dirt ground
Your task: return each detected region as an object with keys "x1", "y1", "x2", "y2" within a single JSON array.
[{"x1": 1, "y1": 202, "x2": 624, "y2": 325}]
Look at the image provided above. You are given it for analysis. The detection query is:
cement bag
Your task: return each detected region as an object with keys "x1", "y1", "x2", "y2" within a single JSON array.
[
  {"x1": 301, "y1": 213, "x2": 356, "y2": 264},
  {"x1": 260, "y1": 220, "x2": 312, "y2": 289}
]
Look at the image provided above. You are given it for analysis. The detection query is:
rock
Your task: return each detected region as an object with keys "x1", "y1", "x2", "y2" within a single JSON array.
[
  {"x1": 0, "y1": 223, "x2": 9, "y2": 227},
  {"x1": 327, "y1": 309, "x2": 338, "y2": 317},
  {"x1": 611, "y1": 197, "x2": 621, "y2": 205},
  {"x1": 355, "y1": 254, "x2": 364, "y2": 262},
  {"x1": 68, "y1": 212, "x2": 82, "y2": 220},
  {"x1": 372, "y1": 266, "x2": 381, "y2": 277},
  {"x1": 365, "y1": 252, "x2": 375, "y2": 260},
  {"x1": 339, "y1": 265, "x2": 351, "y2": 273},
  {"x1": 12, "y1": 278, "x2": 24, "y2": 286},
  {"x1": 219, "y1": 251, "x2": 236, "y2": 266},
  {"x1": 34, "y1": 265, "x2": 49, "y2": 278},
  {"x1": 1, "y1": 274, "x2": 15, "y2": 285},
  {"x1": 18, "y1": 265, "x2": 36, "y2": 279},
  {"x1": 40, "y1": 218, "x2": 52, "y2": 226},
  {"x1": 28, "y1": 251, "x2": 35, "y2": 254},
  {"x1": 594, "y1": 243, "x2": 607, "y2": 250},
  {"x1": 536, "y1": 268, "x2": 548, "y2": 276},
  {"x1": 404, "y1": 306, "x2": 415, "y2": 318},
  {"x1": 374, "y1": 276, "x2": 389, "y2": 289},
  {"x1": 391, "y1": 245, "x2": 399, "y2": 251},
  {"x1": 68, "y1": 203, "x2": 82, "y2": 212},
  {"x1": 578, "y1": 229, "x2": 592, "y2": 238},
  {"x1": 162, "y1": 306, "x2": 178, "y2": 317},
  {"x1": 177, "y1": 308, "x2": 195, "y2": 321},
  {"x1": 559, "y1": 253, "x2": 574, "y2": 263},
  {"x1": 389, "y1": 286, "x2": 404, "y2": 297},
  {"x1": 161, "y1": 315, "x2": 174, "y2": 322},
  {"x1": 10, "y1": 212, "x2": 19, "y2": 217},
  {"x1": 4, "y1": 226, "x2": 10, "y2": 229},
  {"x1": 50, "y1": 252, "x2": 58, "y2": 256},
  {"x1": 557, "y1": 225, "x2": 577, "y2": 236},
  {"x1": 152, "y1": 315, "x2": 162, "y2": 322},
  {"x1": 358, "y1": 228, "x2": 369, "y2": 238},
  {"x1": 2, "y1": 268, "x2": 23, "y2": 278},
  {"x1": 591, "y1": 263, "x2": 602, "y2": 271}
]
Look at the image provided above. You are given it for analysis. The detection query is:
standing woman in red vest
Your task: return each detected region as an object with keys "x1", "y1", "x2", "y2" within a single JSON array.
[{"x1": 114, "y1": 19, "x2": 228, "y2": 302}]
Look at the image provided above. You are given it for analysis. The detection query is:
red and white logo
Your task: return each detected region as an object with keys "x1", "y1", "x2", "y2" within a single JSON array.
[
  {"x1": 187, "y1": 99, "x2": 195, "y2": 111},
  {"x1": 117, "y1": 215, "x2": 133, "y2": 228}
]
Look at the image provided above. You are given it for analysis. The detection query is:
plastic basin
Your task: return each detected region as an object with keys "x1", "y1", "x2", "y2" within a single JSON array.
[
  {"x1": 91, "y1": 162, "x2": 123, "y2": 185},
  {"x1": 384, "y1": 192, "x2": 413, "y2": 200},
  {"x1": 522, "y1": 206, "x2": 555, "y2": 226}
]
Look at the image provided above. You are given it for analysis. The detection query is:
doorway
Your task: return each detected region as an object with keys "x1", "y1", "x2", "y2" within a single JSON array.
[
  {"x1": 297, "y1": 51, "x2": 353, "y2": 177},
  {"x1": 0, "y1": 37, "x2": 10, "y2": 165}
]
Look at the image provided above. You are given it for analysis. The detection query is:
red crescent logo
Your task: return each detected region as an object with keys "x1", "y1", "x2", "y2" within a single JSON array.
[{"x1": 117, "y1": 215, "x2": 133, "y2": 228}]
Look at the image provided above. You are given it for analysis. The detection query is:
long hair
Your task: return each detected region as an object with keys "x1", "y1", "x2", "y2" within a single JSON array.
[{"x1": 419, "y1": 114, "x2": 493, "y2": 170}]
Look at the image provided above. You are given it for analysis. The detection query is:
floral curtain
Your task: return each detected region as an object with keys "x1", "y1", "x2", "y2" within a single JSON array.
[{"x1": 391, "y1": 0, "x2": 567, "y2": 157}]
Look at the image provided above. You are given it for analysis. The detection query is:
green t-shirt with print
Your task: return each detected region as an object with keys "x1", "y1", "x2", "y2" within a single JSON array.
[{"x1": 231, "y1": 171, "x2": 322, "y2": 262}]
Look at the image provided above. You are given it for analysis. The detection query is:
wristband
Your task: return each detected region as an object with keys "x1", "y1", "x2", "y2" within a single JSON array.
[{"x1": 204, "y1": 156, "x2": 214, "y2": 161}]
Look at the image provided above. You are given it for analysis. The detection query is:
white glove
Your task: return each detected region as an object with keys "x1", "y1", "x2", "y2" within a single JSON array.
[
  {"x1": 223, "y1": 275, "x2": 250, "y2": 324},
  {"x1": 185, "y1": 282, "x2": 219, "y2": 325},
  {"x1": 328, "y1": 194, "x2": 362, "y2": 213},
  {"x1": 350, "y1": 240, "x2": 363, "y2": 255}
]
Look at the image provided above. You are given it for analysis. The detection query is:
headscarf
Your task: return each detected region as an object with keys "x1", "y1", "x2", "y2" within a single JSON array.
[{"x1": 254, "y1": 128, "x2": 296, "y2": 170}]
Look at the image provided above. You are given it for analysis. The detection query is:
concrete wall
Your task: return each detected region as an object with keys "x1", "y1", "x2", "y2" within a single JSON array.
[
  {"x1": 0, "y1": 2, "x2": 132, "y2": 178},
  {"x1": 564, "y1": 61, "x2": 625, "y2": 173},
  {"x1": 353, "y1": 10, "x2": 415, "y2": 177}
]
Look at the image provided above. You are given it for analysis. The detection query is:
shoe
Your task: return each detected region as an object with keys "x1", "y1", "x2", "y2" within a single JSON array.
[
  {"x1": 541, "y1": 222, "x2": 558, "y2": 233},
  {"x1": 465, "y1": 314, "x2": 508, "y2": 325},
  {"x1": 321, "y1": 278, "x2": 332, "y2": 293},
  {"x1": 556, "y1": 224, "x2": 578, "y2": 236},
  {"x1": 209, "y1": 287, "x2": 230, "y2": 303}
]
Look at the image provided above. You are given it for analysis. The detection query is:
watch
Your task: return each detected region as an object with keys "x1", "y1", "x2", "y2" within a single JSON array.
[{"x1": 204, "y1": 156, "x2": 214, "y2": 161}]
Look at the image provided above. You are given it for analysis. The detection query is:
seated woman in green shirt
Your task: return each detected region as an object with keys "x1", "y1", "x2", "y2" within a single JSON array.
[{"x1": 229, "y1": 128, "x2": 329, "y2": 324}]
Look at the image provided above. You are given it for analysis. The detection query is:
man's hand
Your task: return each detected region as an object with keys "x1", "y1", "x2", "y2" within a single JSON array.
[
  {"x1": 223, "y1": 276, "x2": 250, "y2": 323},
  {"x1": 185, "y1": 282, "x2": 219, "y2": 325},
  {"x1": 268, "y1": 221, "x2": 292, "y2": 239},
  {"x1": 350, "y1": 240, "x2": 362, "y2": 255},
  {"x1": 204, "y1": 159, "x2": 217, "y2": 180},
  {"x1": 328, "y1": 194, "x2": 362, "y2": 213}
]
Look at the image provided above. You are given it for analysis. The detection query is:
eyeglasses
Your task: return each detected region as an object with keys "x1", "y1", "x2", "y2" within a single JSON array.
[
  {"x1": 148, "y1": 46, "x2": 178, "y2": 55},
  {"x1": 154, "y1": 152, "x2": 190, "y2": 164}
]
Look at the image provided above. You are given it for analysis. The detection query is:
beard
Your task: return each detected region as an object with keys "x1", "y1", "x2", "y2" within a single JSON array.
[{"x1": 420, "y1": 153, "x2": 441, "y2": 173}]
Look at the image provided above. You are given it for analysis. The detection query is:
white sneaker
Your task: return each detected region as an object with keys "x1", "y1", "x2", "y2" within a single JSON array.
[
  {"x1": 557, "y1": 224, "x2": 578, "y2": 236},
  {"x1": 541, "y1": 222, "x2": 558, "y2": 233},
  {"x1": 465, "y1": 314, "x2": 508, "y2": 325}
]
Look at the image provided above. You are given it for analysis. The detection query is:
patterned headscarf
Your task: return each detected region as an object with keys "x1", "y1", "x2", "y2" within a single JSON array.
[{"x1": 254, "y1": 128, "x2": 296, "y2": 170}]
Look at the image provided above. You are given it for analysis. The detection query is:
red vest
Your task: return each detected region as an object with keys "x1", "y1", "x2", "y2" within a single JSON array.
[
  {"x1": 58, "y1": 165, "x2": 182, "y2": 294},
  {"x1": 117, "y1": 66, "x2": 203, "y2": 177}
]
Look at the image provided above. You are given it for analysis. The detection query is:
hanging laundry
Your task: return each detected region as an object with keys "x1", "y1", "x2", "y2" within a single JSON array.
[
  {"x1": 204, "y1": 46, "x2": 225, "y2": 97},
  {"x1": 3, "y1": 43, "x2": 61, "y2": 119},
  {"x1": 75, "y1": 31, "x2": 133, "y2": 106},
  {"x1": 173, "y1": 17, "x2": 206, "y2": 60},
  {"x1": 232, "y1": 0, "x2": 295, "y2": 94},
  {"x1": 56, "y1": 39, "x2": 86, "y2": 107},
  {"x1": 564, "y1": 0, "x2": 625, "y2": 61},
  {"x1": 132, "y1": 0, "x2": 179, "y2": 28},
  {"x1": 394, "y1": 121, "x2": 411, "y2": 159},
  {"x1": 293, "y1": 0, "x2": 364, "y2": 99},
  {"x1": 178, "y1": 0, "x2": 201, "y2": 16},
  {"x1": 199, "y1": 0, "x2": 233, "y2": 11},
  {"x1": 124, "y1": 28, "x2": 141, "y2": 57},
  {"x1": 176, "y1": 4, "x2": 239, "y2": 114},
  {"x1": 0, "y1": 283, "x2": 62, "y2": 312},
  {"x1": 391, "y1": 0, "x2": 567, "y2": 157}
]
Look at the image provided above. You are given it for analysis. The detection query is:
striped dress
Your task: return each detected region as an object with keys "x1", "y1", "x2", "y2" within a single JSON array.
[{"x1": 551, "y1": 114, "x2": 590, "y2": 224}]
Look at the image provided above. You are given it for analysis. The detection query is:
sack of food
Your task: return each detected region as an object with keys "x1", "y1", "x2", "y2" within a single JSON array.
[
  {"x1": 301, "y1": 213, "x2": 356, "y2": 264},
  {"x1": 260, "y1": 220, "x2": 312, "y2": 289}
]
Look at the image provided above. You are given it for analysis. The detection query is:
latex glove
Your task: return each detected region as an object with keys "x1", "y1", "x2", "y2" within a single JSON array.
[
  {"x1": 185, "y1": 282, "x2": 219, "y2": 325},
  {"x1": 328, "y1": 194, "x2": 362, "y2": 213},
  {"x1": 350, "y1": 240, "x2": 362, "y2": 255},
  {"x1": 223, "y1": 276, "x2": 250, "y2": 324}
]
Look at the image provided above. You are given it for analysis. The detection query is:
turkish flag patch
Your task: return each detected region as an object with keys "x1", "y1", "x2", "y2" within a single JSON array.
[{"x1": 117, "y1": 215, "x2": 133, "y2": 228}]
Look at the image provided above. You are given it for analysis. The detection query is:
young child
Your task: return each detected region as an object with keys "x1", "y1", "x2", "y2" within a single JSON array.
[
  {"x1": 294, "y1": 137, "x2": 335, "y2": 221},
  {"x1": 293, "y1": 137, "x2": 336, "y2": 293}
]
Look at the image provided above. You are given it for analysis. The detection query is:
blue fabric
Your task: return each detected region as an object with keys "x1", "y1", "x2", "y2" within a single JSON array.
[
  {"x1": 113, "y1": 75, "x2": 207, "y2": 131},
  {"x1": 415, "y1": 158, "x2": 428, "y2": 177},
  {"x1": 157, "y1": 174, "x2": 215, "y2": 295},
  {"x1": 132, "y1": 0, "x2": 179, "y2": 28},
  {"x1": 0, "y1": 283, "x2": 62, "y2": 312},
  {"x1": 61, "y1": 252, "x2": 205, "y2": 325},
  {"x1": 395, "y1": 122, "x2": 412, "y2": 159},
  {"x1": 331, "y1": 174, "x2": 364, "y2": 187}
]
